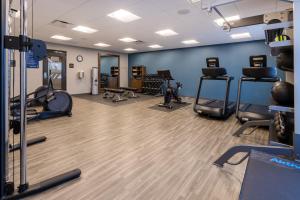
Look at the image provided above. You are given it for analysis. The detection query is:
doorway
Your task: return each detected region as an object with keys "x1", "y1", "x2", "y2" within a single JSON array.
[
  {"x1": 98, "y1": 54, "x2": 120, "y2": 91},
  {"x1": 43, "y1": 49, "x2": 67, "y2": 90}
]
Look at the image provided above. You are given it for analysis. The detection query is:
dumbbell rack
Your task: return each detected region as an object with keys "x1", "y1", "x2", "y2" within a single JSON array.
[
  {"x1": 268, "y1": 106, "x2": 294, "y2": 147},
  {"x1": 142, "y1": 74, "x2": 164, "y2": 95},
  {"x1": 265, "y1": 18, "x2": 295, "y2": 149}
]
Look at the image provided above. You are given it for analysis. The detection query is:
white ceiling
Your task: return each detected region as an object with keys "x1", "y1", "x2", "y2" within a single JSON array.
[{"x1": 11, "y1": 0, "x2": 292, "y2": 53}]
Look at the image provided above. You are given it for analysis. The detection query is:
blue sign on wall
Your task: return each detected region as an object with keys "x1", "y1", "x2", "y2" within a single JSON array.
[{"x1": 26, "y1": 50, "x2": 39, "y2": 68}]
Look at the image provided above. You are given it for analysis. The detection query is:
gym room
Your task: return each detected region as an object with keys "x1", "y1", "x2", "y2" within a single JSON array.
[{"x1": 0, "y1": 0, "x2": 299, "y2": 199}]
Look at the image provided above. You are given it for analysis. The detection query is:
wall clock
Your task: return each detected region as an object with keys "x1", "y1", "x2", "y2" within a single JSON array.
[{"x1": 76, "y1": 55, "x2": 83, "y2": 62}]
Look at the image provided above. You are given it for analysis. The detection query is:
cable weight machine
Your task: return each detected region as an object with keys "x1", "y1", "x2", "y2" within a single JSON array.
[{"x1": 1, "y1": 0, "x2": 81, "y2": 199}]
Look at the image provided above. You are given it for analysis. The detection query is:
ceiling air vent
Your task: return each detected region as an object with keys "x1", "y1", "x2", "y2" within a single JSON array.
[{"x1": 50, "y1": 20, "x2": 73, "y2": 28}]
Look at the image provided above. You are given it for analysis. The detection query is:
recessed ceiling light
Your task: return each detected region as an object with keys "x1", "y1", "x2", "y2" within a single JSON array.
[
  {"x1": 124, "y1": 48, "x2": 137, "y2": 52},
  {"x1": 119, "y1": 37, "x2": 137, "y2": 43},
  {"x1": 94, "y1": 42, "x2": 111, "y2": 47},
  {"x1": 155, "y1": 29, "x2": 178, "y2": 37},
  {"x1": 230, "y1": 32, "x2": 251, "y2": 39},
  {"x1": 187, "y1": 0, "x2": 201, "y2": 4},
  {"x1": 182, "y1": 40, "x2": 199, "y2": 45},
  {"x1": 148, "y1": 44, "x2": 163, "y2": 49},
  {"x1": 50, "y1": 35, "x2": 72, "y2": 41},
  {"x1": 108, "y1": 9, "x2": 141, "y2": 23},
  {"x1": 214, "y1": 15, "x2": 240, "y2": 26},
  {"x1": 72, "y1": 25, "x2": 98, "y2": 33}
]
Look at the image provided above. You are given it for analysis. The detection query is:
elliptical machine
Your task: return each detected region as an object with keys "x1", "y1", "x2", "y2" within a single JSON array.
[
  {"x1": 157, "y1": 70, "x2": 184, "y2": 109},
  {"x1": 10, "y1": 71, "x2": 72, "y2": 126}
]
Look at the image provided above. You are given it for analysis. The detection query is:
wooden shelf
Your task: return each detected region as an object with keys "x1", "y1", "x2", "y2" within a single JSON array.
[
  {"x1": 264, "y1": 21, "x2": 293, "y2": 31},
  {"x1": 269, "y1": 40, "x2": 293, "y2": 48},
  {"x1": 110, "y1": 66, "x2": 119, "y2": 77},
  {"x1": 131, "y1": 66, "x2": 146, "y2": 78},
  {"x1": 130, "y1": 65, "x2": 146, "y2": 90}
]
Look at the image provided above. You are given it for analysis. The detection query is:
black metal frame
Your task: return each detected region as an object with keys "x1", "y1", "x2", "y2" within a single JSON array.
[
  {"x1": 233, "y1": 76, "x2": 280, "y2": 136},
  {"x1": 1, "y1": 0, "x2": 7, "y2": 198},
  {"x1": 213, "y1": 144, "x2": 294, "y2": 168},
  {"x1": 0, "y1": 1, "x2": 81, "y2": 199},
  {"x1": 235, "y1": 76, "x2": 280, "y2": 118},
  {"x1": 194, "y1": 75, "x2": 233, "y2": 117}
]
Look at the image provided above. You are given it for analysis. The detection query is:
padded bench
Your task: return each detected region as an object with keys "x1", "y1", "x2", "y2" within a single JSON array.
[
  {"x1": 120, "y1": 87, "x2": 139, "y2": 98},
  {"x1": 103, "y1": 88, "x2": 127, "y2": 102},
  {"x1": 239, "y1": 150, "x2": 300, "y2": 200}
]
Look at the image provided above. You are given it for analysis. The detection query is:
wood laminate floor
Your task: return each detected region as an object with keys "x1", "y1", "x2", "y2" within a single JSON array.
[{"x1": 8, "y1": 95, "x2": 268, "y2": 200}]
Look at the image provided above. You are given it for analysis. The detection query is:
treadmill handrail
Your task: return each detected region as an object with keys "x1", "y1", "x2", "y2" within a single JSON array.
[
  {"x1": 240, "y1": 76, "x2": 280, "y2": 82},
  {"x1": 269, "y1": 105, "x2": 295, "y2": 113},
  {"x1": 235, "y1": 76, "x2": 280, "y2": 118},
  {"x1": 201, "y1": 75, "x2": 234, "y2": 81}
]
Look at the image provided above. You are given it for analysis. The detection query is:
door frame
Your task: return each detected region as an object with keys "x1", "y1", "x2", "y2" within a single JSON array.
[
  {"x1": 43, "y1": 49, "x2": 67, "y2": 90},
  {"x1": 98, "y1": 53, "x2": 120, "y2": 91}
]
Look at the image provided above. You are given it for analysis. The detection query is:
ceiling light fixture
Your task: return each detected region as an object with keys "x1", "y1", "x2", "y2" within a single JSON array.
[
  {"x1": 94, "y1": 42, "x2": 111, "y2": 47},
  {"x1": 214, "y1": 15, "x2": 240, "y2": 26},
  {"x1": 155, "y1": 29, "x2": 178, "y2": 37},
  {"x1": 148, "y1": 44, "x2": 163, "y2": 49},
  {"x1": 230, "y1": 32, "x2": 251, "y2": 39},
  {"x1": 108, "y1": 9, "x2": 141, "y2": 23},
  {"x1": 124, "y1": 48, "x2": 137, "y2": 52},
  {"x1": 187, "y1": 0, "x2": 201, "y2": 4},
  {"x1": 119, "y1": 37, "x2": 137, "y2": 43},
  {"x1": 50, "y1": 35, "x2": 72, "y2": 41},
  {"x1": 182, "y1": 40, "x2": 199, "y2": 45},
  {"x1": 72, "y1": 25, "x2": 98, "y2": 33}
]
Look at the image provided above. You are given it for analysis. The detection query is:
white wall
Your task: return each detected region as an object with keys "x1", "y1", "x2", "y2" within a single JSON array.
[
  {"x1": 11, "y1": 43, "x2": 128, "y2": 95},
  {"x1": 119, "y1": 54, "x2": 129, "y2": 88}
]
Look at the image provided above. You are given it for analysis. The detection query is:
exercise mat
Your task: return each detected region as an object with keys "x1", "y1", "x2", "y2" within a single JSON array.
[{"x1": 149, "y1": 102, "x2": 191, "y2": 112}]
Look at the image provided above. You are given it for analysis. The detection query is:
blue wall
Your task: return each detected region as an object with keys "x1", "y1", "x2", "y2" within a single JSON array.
[
  {"x1": 129, "y1": 40, "x2": 283, "y2": 105},
  {"x1": 101, "y1": 56, "x2": 118, "y2": 75}
]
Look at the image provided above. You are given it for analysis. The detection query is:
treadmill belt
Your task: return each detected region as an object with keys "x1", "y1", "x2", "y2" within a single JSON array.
[
  {"x1": 240, "y1": 150, "x2": 300, "y2": 200},
  {"x1": 198, "y1": 99, "x2": 224, "y2": 108},
  {"x1": 240, "y1": 104, "x2": 270, "y2": 116},
  {"x1": 206, "y1": 100, "x2": 225, "y2": 108}
]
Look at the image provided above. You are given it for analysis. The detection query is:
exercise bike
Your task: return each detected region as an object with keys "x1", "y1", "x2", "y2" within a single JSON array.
[{"x1": 158, "y1": 70, "x2": 184, "y2": 109}]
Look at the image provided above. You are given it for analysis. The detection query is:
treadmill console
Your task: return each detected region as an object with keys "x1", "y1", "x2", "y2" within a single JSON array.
[
  {"x1": 243, "y1": 55, "x2": 277, "y2": 79},
  {"x1": 203, "y1": 57, "x2": 226, "y2": 77},
  {"x1": 157, "y1": 70, "x2": 174, "y2": 80},
  {"x1": 250, "y1": 55, "x2": 267, "y2": 68},
  {"x1": 206, "y1": 57, "x2": 220, "y2": 68}
]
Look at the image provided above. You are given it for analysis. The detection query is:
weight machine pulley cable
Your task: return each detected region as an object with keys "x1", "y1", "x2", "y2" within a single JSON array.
[
  {"x1": 3, "y1": 0, "x2": 81, "y2": 198},
  {"x1": 8, "y1": 0, "x2": 35, "y2": 192},
  {"x1": 8, "y1": 0, "x2": 16, "y2": 190}
]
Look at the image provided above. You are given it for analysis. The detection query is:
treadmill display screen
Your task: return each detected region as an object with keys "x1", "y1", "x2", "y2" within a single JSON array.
[
  {"x1": 250, "y1": 55, "x2": 267, "y2": 67},
  {"x1": 206, "y1": 57, "x2": 219, "y2": 68}
]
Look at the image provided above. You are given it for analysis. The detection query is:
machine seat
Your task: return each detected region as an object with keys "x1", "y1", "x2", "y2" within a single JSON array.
[
  {"x1": 239, "y1": 150, "x2": 300, "y2": 200},
  {"x1": 104, "y1": 88, "x2": 124, "y2": 94}
]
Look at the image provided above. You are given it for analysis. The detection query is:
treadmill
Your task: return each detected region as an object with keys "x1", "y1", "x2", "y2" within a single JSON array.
[
  {"x1": 194, "y1": 57, "x2": 236, "y2": 119},
  {"x1": 233, "y1": 55, "x2": 280, "y2": 136}
]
